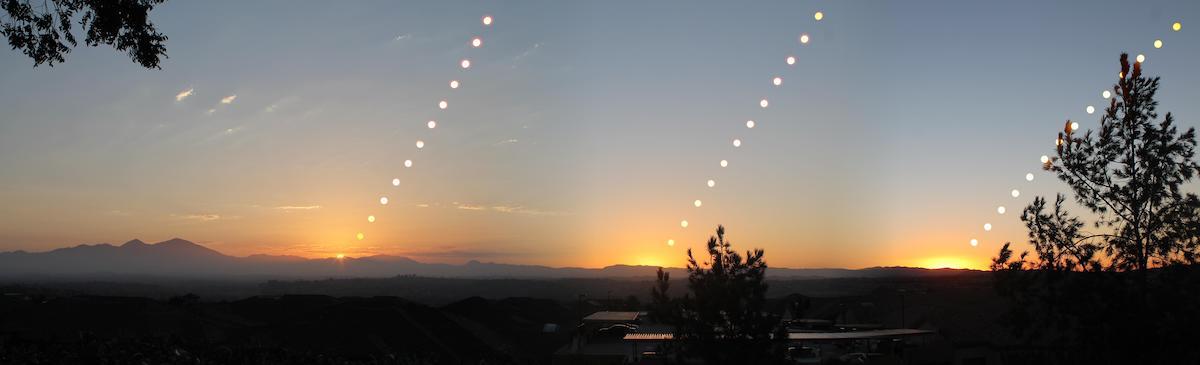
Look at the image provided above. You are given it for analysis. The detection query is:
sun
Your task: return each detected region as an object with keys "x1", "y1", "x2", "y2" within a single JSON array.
[
  {"x1": 918, "y1": 256, "x2": 978, "y2": 270},
  {"x1": 335, "y1": 253, "x2": 346, "y2": 259}
]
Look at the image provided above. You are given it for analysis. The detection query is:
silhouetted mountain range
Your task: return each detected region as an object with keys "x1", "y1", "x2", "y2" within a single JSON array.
[{"x1": 0, "y1": 238, "x2": 977, "y2": 279}]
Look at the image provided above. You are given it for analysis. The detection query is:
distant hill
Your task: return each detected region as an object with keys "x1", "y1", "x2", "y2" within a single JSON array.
[{"x1": 0, "y1": 238, "x2": 979, "y2": 280}]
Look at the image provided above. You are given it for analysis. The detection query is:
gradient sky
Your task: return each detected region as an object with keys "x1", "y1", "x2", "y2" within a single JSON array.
[{"x1": 1, "y1": 0, "x2": 1197, "y2": 270}]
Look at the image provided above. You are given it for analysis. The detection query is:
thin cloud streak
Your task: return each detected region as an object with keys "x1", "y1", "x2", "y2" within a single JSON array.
[{"x1": 175, "y1": 88, "x2": 194, "y2": 102}]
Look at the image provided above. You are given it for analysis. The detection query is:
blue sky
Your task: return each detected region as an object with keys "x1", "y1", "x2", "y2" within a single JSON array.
[{"x1": 0, "y1": 0, "x2": 1196, "y2": 268}]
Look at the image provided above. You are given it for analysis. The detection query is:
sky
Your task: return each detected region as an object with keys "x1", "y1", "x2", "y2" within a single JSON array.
[{"x1": 1, "y1": 0, "x2": 1197, "y2": 270}]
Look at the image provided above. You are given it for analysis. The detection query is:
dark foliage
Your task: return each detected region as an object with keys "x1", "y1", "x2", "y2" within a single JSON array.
[
  {"x1": 1, "y1": 0, "x2": 168, "y2": 68},
  {"x1": 652, "y1": 226, "x2": 787, "y2": 364},
  {"x1": 992, "y1": 54, "x2": 1200, "y2": 363}
]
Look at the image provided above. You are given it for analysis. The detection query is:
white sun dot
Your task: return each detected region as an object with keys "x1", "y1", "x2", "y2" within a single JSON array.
[
  {"x1": 814, "y1": 11, "x2": 824, "y2": 21},
  {"x1": 1136, "y1": 54, "x2": 1146, "y2": 63},
  {"x1": 392, "y1": 178, "x2": 400, "y2": 186},
  {"x1": 1026, "y1": 173, "x2": 1034, "y2": 181},
  {"x1": 970, "y1": 239, "x2": 979, "y2": 247},
  {"x1": 404, "y1": 160, "x2": 413, "y2": 168},
  {"x1": 1071, "y1": 122, "x2": 1080, "y2": 131},
  {"x1": 1086, "y1": 106, "x2": 1095, "y2": 114},
  {"x1": 439, "y1": 100, "x2": 448, "y2": 109},
  {"x1": 997, "y1": 206, "x2": 1006, "y2": 214},
  {"x1": 746, "y1": 120, "x2": 756, "y2": 129},
  {"x1": 1102, "y1": 90, "x2": 1111, "y2": 99},
  {"x1": 1154, "y1": 39, "x2": 1163, "y2": 49},
  {"x1": 461, "y1": 59, "x2": 471, "y2": 69},
  {"x1": 367, "y1": 215, "x2": 376, "y2": 223},
  {"x1": 786, "y1": 56, "x2": 796, "y2": 65},
  {"x1": 427, "y1": 120, "x2": 437, "y2": 129},
  {"x1": 357, "y1": 232, "x2": 364, "y2": 240},
  {"x1": 380, "y1": 197, "x2": 389, "y2": 205},
  {"x1": 707, "y1": 179, "x2": 716, "y2": 188},
  {"x1": 416, "y1": 140, "x2": 425, "y2": 149},
  {"x1": 772, "y1": 77, "x2": 783, "y2": 86},
  {"x1": 667, "y1": 239, "x2": 675, "y2": 247},
  {"x1": 732, "y1": 139, "x2": 742, "y2": 147},
  {"x1": 482, "y1": 15, "x2": 493, "y2": 26},
  {"x1": 799, "y1": 34, "x2": 810, "y2": 44},
  {"x1": 984, "y1": 223, "x2": 992, "y2": 231},
  {"x1": 1040, "y1": 155, "x2": 1050, "y2": 164},
  {"x1": 1011, "y1": 189, "x2": 1021, "y2": 198},
  {"x1": 680, "y1": 220, "x2": 689, "y2": 228},
  {"x1": 471, "y1": 37, "x2": 482, "y2": 48},
  {"x1": 759, "y1": 99, "x2": 769, "y2": 108},
  {"x1": 694, "y1": 200, "x2": 702, "y2": 208},
  {"x1": 720, "y1": 160, "x2": 729, "y2": 168},
  {"x1": 450, "y1": 80, "x2": 460, "y2": 89}
]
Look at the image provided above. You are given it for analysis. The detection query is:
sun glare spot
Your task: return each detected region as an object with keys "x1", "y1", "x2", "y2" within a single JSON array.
[
  {"x1": 759, "y1": 99, "x2": 769, "y2": 108},
  {"x1": 680, "y1": 220, "x2": 689, "y2": 228},
  {"x1": 1040, "y1": 155, "x2": 1050, "y2": 164},
  {"x1": 482, "y1": 15, "x2": 493, "y2": 26},
  {"x1": 997, "y1": 206, "x2": 1006, "y2": 214},
  {"x1": 1172, "y1": 22, "x2": 1181, "y2": 32},
  {"x1": 707, "y1": 179, "x2": 716, "y2": 188},
  {"x1": 1154, "y1": 39, "x2": 1163, "y2": 49},
  {"x1": 471, "y1": 37, "x2": 482, "y2": 48},
  {"x1": 428, "y1": 120, "x2": 437, "y2": 129},
  {"x1": 983, "y1": 223, "x2": 992, "y2": 231},
  {"x1": 773, "y1": 77, "x2": 783, "y2": 86},
  {"x1": 439, "y1": 100, "x2": 448, "y2": 109},
  {"x1": 921, "y1": 257, "x2": 975, "y2": 269},
  {"x1": 746, "y1": 120, "x2": 756, "y2": 129},
  {"x1": 1026, "y1": 173, "x2": 1034, "y2": 181},
  {"x1": 461, "y1": 59, "x2": 471, "y2": 69},
  {"x1": 1011, "y1": 189, "x2": 1021, "y2": 198},
  {"x1": 367, "y1": 215, "x2": 376, "y2": 223},
  {"x1": 720, "y1": 159, "x2": 729, "y2": 168},
  {"x1": 1136, "y1": 54, "x2": 1145, "y2": 63},
  {"x1": 667, "y1": 239, "x2": 675, "y2": 247},
  {"x1": 1102, "y1": 90, "x2": 1111, "y2": 99},
  {"x1": 814, "y1": 12, "x2": 824, "y2": 21},
  {"x1": 392, "y1": 178, "x2": 400, "y2": 186},
  {"x1": 733, "y1": 138, "x2": 742, "y2": 147},
  {"x1": 380, "y1": 197, "x2": 389, "y2": 205},
  {"x1": 450, "y1": 80, "x2": 460, "y2": 89},
  {"x1": 799, "y1": 34, "x2": 810, "y2": 44},
  {"x1": 356, "y1": 233, "x2": 364, "y2": 240},
  {"x1": 786, "y1": 56, "x2": 796, "y2": 65},
  {"x1": 1071, "y1": 122, "x2": 1080, "y2": 131},
  {"x1": 1086, "y1": 106, "x2": 1095, "y2": 114},
  {"x1": 336, "y1": 253, "x2": 346, "y2": 259},
  {"x1": 404, "y1": 159, "x2": 413, "y2": 168},
  {"x1": 416, "y1": 140, "x2": 425, "y2": 149},
  {"x1": 694, "y1": 200, "x2": 702, "y2": 208},
  {"x1": 970, "y1": 239, "x2": 978, "y2": 247}
]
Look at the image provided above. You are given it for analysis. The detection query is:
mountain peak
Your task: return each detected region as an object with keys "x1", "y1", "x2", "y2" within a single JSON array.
[{"x1": 121, "y1": 239, "x2": 148, "y2": 247}]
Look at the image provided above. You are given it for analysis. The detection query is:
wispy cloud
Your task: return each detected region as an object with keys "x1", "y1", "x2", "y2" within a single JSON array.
[
  {"x1": 221, "y1": 95, "x2": 238, "y2": 104},
  {"x1": 274, "y1": 205, "x2": 322, "y2": 211},
  {"x1": 175, "y1": 213, "x2": 223, "y2": 222},
  {"x1": 512, "y1": 42, "x2": 542, "y2": 68},
  {"x1": 490, "y1": 205, "x2": 569, "y2": 216},
  {"x1": 394, "y1": 33, "x2": 411, "y2": 42},
  {"x1": 175, "y1": 88, "x2": 194, "y2": 102},
  {"x1": 205, "y1": 108, "x2": 216, "y2": 116},
  {"x1": 494, "y1": 138, "x2": 519, "y2": 146},
  {"x1": 455, "y1": 202, "x2": 486, "y2": 211}
]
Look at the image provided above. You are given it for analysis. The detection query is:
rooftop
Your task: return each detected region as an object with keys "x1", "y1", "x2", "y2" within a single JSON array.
[{"x1": 583, "y1": 311, "x2": 640, "y2": 322}]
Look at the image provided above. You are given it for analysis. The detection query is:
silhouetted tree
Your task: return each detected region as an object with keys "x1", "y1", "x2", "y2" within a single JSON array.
[
  {"x1": 2, "y1": 0, "x2": 169, "y2": 68},
  {"x1": 992, "y1": 54, "x2": 1200, "y2": 363},
  {"x1": 652, "y1": 226, "x2": 787, "y2": 364}
]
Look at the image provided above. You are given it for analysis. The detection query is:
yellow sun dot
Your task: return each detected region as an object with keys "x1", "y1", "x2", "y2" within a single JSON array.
[
  {"x1": 680, "y1": 220, "x2": 689, "y2": 228},
  {"x1": 746, "y1": 120, "x2": 756, "y2": 129},
  {"x1": 483, "y1": 15, "x2": 493, "y2": 26},
  {"x1": 970, "y1": 239, "x2": 978, "y2": 247},
  {"x1": 471, "y1": 37, "x2": 482, "y2": 48},
  {"x1": 786, "y1": 56, "x2": 796, "y2": 65},
  {"x1": 694, "y1": 200, "x2": 702, "y2": 208},
  {"x1": 367, "y1": 215, "x2": 376, "y2": 223},
  {"x1": 428, "y1": 120, "x2": 437, "y2": 129},
  {"x1": 450, "y1": 80, "x2": 460, "y2": 89},
  {"x1": 1172, "y1": 22, "x2": 1181, "y2": 32},
  {"x1": 667, "y1": 239, "x2": 675, "y2": 247},
  {"x1": 356, "y1": 233, "x2": 364, "y2": 240},
  {"x1": 814, "y1": 11, "x2": 824, "y2": 21},
  {"x1": 1154, "y1": 39, "x2": 1163, "y2": 49},
  {"x1": 336, "y1": 253, "x2": 346, "y2": 259}
]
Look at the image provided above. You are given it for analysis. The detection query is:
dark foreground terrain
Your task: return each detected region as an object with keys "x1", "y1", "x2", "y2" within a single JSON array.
[{"x1": 0, "y1": 272, "x2": 1007, "y2": 364}]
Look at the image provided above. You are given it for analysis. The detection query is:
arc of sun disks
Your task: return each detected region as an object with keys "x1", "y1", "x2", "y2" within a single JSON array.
[
  {"x1": 356, "y1": 14, "x2": 497, "y2": 242},
  {"x1": 968, "y1": 20, "x2": 1184, "y2": 249}
]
